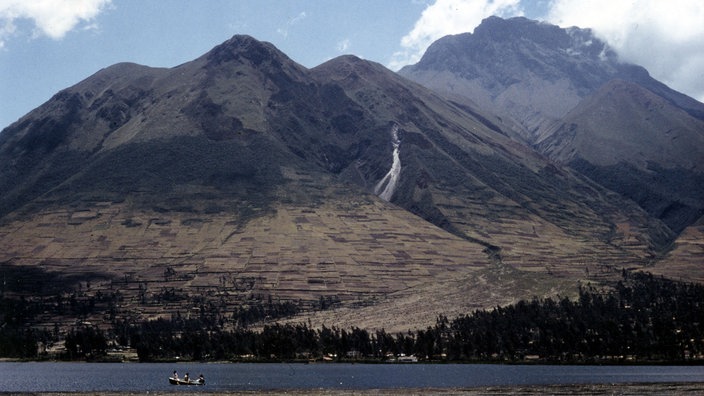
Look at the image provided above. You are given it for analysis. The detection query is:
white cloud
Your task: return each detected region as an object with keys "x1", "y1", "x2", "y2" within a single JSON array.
[
  {"x1": 0, "y1": 0, "x2": 112, "y2": 48},
  {"x1": 336, "y1": 38, "x2": 350, "y2": 53},
  {"x1": 546, "y1": 0, "x2": 704, "y2": 102},
  {"x1": 392, "y1": 0, "x2": 704, "y2": 102},
  {"x1": 277, "y1": 11, "x2": 307, "y2": 39},
  {"x1": 388, "y1": 0, "x2": 523, "y2": 70}
]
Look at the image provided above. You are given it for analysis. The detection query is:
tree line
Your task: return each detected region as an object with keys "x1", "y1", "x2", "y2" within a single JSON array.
[{"x1": 1, "y1": 271, "x2": 703, "y2": 362}]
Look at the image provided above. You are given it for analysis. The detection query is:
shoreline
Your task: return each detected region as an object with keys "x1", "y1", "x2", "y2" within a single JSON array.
[
  {"x1": 4, "y1": 382, "x2": 704, "y2": 395},
  {"x1": 3, "y1": 356, "x2": 704, "y2": 365}
]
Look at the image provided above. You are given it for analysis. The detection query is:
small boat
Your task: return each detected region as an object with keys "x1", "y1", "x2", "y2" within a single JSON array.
[{"x1": 168, "y1": 376, "x2": 204, "y2": 385}]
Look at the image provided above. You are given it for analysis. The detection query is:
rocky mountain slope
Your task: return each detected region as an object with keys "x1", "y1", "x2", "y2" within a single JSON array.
[
  {"x1": 537, "y1": 79, "x2": 704, "y2": 234},
  {"x1": 0, "y1": 33, "x2": 685, "y2": 333},
  {"x1": 400, "y1": 16, "x2": 704, "y2": 141},
  {"x1": 400, "y1": 16, "x2": 704, "y2": 240}
]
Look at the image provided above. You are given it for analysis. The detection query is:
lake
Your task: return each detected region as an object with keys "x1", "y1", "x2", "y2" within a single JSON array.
[{"x1": 1, "y1": 362, "x2": 703, "y2": 393}]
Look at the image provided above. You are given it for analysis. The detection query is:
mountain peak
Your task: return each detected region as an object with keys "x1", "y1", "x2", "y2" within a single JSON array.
[
  {"x1": 403, "y1": 17, "x2": 639, "y2": 134},
  {"x1": 313, "y1": 55, "x2": 388, "y2": 80},
  {"x1": 474, "y1": 16, "x2": 556, "y2": 40},
  {"x1": 1, "y1": 22, "x2": 701, "y2": 339},
  {"x1": 205, "y1": 34, "x2": 292, "y2": 67},
  {"x1": 416, "y1": 16, "x2": 614, "y2": 73},
  {"x1": 473, "y1": 16, "x2": 602, "y2": 51}
]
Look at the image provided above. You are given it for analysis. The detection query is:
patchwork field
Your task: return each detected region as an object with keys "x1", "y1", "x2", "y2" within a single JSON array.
[{"x1": 1, "y1": 186, "x2": 504, "y2": 332}]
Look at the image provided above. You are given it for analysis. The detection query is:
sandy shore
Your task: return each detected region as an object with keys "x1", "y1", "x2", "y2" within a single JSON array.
[{"x1": 5, "y1": 382, "x2": 704, "y2": 395}]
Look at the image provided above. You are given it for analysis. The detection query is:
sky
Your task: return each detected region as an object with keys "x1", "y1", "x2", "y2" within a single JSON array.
[{"x1": 1, "y1": 0, "x2": 703, "y2": 130}]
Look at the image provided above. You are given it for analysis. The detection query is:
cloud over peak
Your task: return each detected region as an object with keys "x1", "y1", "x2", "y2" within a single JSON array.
[
  {"x1": 0, "y1": 0, "x2": 111, "y2": 48},
  {"x1": 388, "y1": 0, "x2": 522, "y2": 70},
  {"x1": 547, "y1": 0, "x2": 704, "y2": 102},
  {"x1": 390, "y1": 0, "x2": 704, "y2": 102}
]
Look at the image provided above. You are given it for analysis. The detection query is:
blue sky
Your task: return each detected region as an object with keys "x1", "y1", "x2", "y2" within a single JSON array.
[{"x1": 1, "y1": 0, "x2": 703, "y2": 130}]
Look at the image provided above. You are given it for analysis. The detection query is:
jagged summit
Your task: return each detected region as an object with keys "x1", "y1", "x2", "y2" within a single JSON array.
[
  {"x1": 409, "y1": 16, "x2": 621, "y2": 96},
  {"x1": 400, "y1": 15, "x2": 704, "y2": 239},
  {"x1": 402, "y1": 17, "x2": 704, "y2": 137},
  {"x1": 473, "y1": 16, "x2": 562, "y2": 38},
  {"x1": 471, "y1": 16, "x2": 609, "y2": 56}
]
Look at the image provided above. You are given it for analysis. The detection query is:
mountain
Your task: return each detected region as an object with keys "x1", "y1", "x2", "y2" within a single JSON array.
[
  {"x1": 648, "y1": 215, "x2": 704, "y2": 284},
  {"x1": 537, "y1": 79, "x2": 704, "y2": 233},
  {"x1": 0, "y1": 34, "x2": 678, "y2": 334},
  {"x1": 399, "y1": 16, "x2": 704, "y2": 141},
  {"x1": 399, "y1": 16, "x2": 704, "y2": 237}
]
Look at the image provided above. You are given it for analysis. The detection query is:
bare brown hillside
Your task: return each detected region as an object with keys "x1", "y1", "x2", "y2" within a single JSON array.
[{"x1": 0, "y1": 32, "x2": 687, "y2": 336}]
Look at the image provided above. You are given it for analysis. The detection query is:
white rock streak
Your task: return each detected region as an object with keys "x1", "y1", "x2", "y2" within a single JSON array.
[{"x1": 374, "y1": 125, "x2": 401, "y2": 201}]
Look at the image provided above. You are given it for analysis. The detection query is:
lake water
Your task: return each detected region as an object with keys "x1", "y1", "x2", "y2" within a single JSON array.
[{"x1": 1, "y1": 362, "x2": 703, "y2": 392}]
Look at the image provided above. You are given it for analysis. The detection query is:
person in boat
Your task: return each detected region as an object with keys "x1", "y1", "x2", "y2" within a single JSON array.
[
  {"x1": 172, "y1": 371, "x2": 178, "y2": 380},
  {"x1": 184, "y1": 372, "x2": 189, "y2": 383},
  {"x1": 198, "y1": 373, "x2": 205, "y2": 383}
]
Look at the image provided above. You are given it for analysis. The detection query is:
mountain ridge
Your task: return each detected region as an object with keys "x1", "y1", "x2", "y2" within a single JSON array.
[
  {"x1": 0, "y1": 27, "x2": 695, "y2": 335},
  {"x1": 400, "y1": 15, "x2": 704, "y2": 239},
  {"x1": 400, "y1": 16, "x2": 704, "y2": 140}
]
